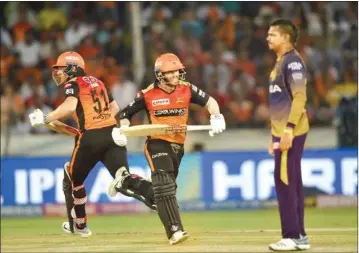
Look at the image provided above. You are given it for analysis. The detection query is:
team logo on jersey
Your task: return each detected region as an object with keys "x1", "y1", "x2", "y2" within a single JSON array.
[
  {"x1": 154, "y1": 108, "x2": 186, "y2": 117},
  {"x1": 269, "y1": 84, "x2": 282, "y2": 93},
  {"x1": 176, "y1": 98, "x2": 184, "y2": 104},
  {"x1": 152, "y1": 98, "x2": 170, "y2": 106}
]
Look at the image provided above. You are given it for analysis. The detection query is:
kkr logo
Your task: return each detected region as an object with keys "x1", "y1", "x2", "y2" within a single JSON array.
[
  {"x1": 152, "y1": 98, "x2": 170, "y2": 106},
  {"x1": 154, "y1": 108, "x2": 186, "y2": 117}
]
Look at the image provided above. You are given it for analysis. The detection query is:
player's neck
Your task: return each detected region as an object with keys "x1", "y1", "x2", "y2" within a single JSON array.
[{"x1": 276, "y1": 44, "x2": 294, "y2": 59}]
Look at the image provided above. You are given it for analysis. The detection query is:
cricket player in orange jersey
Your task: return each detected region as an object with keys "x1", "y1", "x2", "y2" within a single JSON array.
[
  {"x1": 29, "y1": 51, "x2": 156, "y2": 237},
  {"x1": 111, "y1": 53, "x2": 226, "y2": 244}
]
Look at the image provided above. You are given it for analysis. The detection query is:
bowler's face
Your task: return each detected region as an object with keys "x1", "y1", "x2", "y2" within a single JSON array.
[{"x1": 267, "y1": 26, "x2": 284, "y2": 51}]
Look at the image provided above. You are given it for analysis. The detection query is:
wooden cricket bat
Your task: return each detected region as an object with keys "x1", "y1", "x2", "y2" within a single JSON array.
[
  {"x1": 120, "y1": 124, "x2": 212, "y2": 137},
  {"x1": 45, "y1": 120, "x2": 80, "y2": 137}
]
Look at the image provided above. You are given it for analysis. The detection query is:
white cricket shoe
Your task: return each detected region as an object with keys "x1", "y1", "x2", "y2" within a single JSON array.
[
  {"x1": 169, "y1": 230, "x2": 189, "y2": 245},
  {"x1": 108, "y1": 167, "x2": 130, "y2": 197},
  {"x1": 62, "y1": 222, "x2": 92, "y2": 238},
  {"x1": 269, "y1": 235, "x2": 310, "y2": 251}
]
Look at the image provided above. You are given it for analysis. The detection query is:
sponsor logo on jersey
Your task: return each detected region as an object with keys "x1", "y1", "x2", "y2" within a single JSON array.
[
  {"x1": 154, "y1": 108, "x2": 186, "y2": 117},
  {"x1": 292, "y1": 72, "x2": 304, "y2": 80},
  {"x1": 92, "y1": 112, "x2": 112, "y2": 120},
  {"x1": 288, "y1": 62, "x2": 303, "y2": 70},
  {"x1": 151, "y1": 152, "x2": 168, "y2": 159},
  {"x1": 152, "y1": 98, "x2": 170, "y2": 106}
]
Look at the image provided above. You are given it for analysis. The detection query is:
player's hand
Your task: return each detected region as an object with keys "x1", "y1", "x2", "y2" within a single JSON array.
[
  {"x1": 209, "y1": 114, "x2": 226, "y2": 136},
  {"x1": 279, "y1": 128, "x2": 294, "y2": 151},
  {"x1": 112, "y1": 127, "x2": 127, "y2": 146},
  {"x1": 29, "y1": 109, "x2": 46, "y2": 127}
]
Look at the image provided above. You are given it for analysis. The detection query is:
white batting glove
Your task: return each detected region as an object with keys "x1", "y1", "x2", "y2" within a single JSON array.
[
  {"x1": 209, "y1": 114, "x2": 226, "y2": 136},
  {"x1": 29, "y1": 109, "x2": 46, "y2": 127},
  {"x1": 112, "y1": 127, "x2": 128, "y2": 146}
]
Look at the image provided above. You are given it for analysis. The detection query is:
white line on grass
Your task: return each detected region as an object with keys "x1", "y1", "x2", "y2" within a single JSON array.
[{"x1": 218, "y1": 228, "x2": 357, "y2": 233}]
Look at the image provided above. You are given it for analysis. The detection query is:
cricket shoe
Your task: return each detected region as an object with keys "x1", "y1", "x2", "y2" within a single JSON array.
[
  {"x1": 269, "y1": 235, "x2": 310, "y2": 251},
  {"x1": 108, "y1": 167, "x2": 131, "y2": 197},
  {"x1": 62, "y1": 222, "x2": 92, "y2": 237},
  {"x1": 169, "y1": 230, "x2": 189, "y2": 245},
  {"x1": 108, "y1": 167, "x2": 157, "y2": 211}
]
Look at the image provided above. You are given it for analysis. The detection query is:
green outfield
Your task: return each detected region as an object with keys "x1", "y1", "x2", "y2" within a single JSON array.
[{"x1": 1, "y1": 207, "x2": 357, "y2": 252}]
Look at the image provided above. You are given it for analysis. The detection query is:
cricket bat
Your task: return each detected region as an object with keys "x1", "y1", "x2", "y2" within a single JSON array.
[
  {"x1": 120, "y1": 124, "x2": 212, "y2": 137},
  {"x1": 45, "y1": 120, "x2": 80, "y2": 137}
]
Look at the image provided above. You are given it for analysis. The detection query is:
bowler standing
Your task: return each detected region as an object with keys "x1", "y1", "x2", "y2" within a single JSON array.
[{"x1": 266, "y1": 19, "x2": 311, "y2": 251}]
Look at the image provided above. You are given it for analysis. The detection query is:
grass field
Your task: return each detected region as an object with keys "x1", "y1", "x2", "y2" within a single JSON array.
[{"x1": 1, "y1": 207, "x2": 357, "y2": 252}]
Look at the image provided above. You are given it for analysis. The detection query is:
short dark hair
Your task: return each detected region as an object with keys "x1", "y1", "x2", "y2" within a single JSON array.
[{"x1": 270, "y1": 19, "x2": 299, "y2": 45}]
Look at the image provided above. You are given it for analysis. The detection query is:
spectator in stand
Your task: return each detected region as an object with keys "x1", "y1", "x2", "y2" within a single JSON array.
[
  {"x1": 6, "y1": 2, "x2": 37, "y2": 29},
  {"x1": 0, "y1": 2, "x2": 356, "y2": 132},
  {"x1": 14, "y1": 29, "x2": 42, "y2": 83},
  {"x1": 37, "y1": 2, "x2": 67, "y2": 31},
  {"x1": 1, "y1": 81, "x2": 25, "y2": 134}
]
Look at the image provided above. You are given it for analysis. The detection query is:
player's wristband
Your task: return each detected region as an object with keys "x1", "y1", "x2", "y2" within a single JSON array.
[{"x1": 286, "y1": 122, "x2": 296, "y2": 129}]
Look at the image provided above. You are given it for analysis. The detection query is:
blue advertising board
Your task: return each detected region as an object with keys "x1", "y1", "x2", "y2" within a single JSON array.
[
  {"x1": 201, "y1": 149, "x2": 358, "y2": 202},
  {"x1": 1, "y1": 149, "x2": 357, "y2": 208}
]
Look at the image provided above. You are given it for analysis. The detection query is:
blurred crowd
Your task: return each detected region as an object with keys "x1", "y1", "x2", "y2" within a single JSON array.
[{"x1": 0, "y1": 2, "x2": 357, "y2": 135}]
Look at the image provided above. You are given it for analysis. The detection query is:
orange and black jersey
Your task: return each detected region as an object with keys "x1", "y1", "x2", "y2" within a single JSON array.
[
  {"x1": 63, "y1": 75, "x2": 117, "y2": 131},
  {"x1": 117, "y1": 80, "x2": 210, "y2": 144}
]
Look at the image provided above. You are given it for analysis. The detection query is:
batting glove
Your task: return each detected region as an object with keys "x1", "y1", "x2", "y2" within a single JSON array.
[
  {"x1": 29, "y1": 109, "x2": 47, "y2": 127},
  {"x1": 112, "y1": 127, "x2": 127, "y2": 146},
  {"x1": 209, "y1": 114, "x2": 226, "y2": 136}
]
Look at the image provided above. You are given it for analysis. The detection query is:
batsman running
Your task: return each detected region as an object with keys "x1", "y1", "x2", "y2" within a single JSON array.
[
  {"x1": 29, "y1": 51, "x2": 155, "y2": 237},
  {"x1": 266, "y1": 19, "x2": 311, "y2": 251},
  {"x1": 110, "y1": 53, "x2": 226, "y2": 245}
]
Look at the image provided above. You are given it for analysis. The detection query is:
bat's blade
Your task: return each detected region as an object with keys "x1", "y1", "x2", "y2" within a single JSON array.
[
  {"x1": 45, "y1": 121, "x2": 79, "y2": 137},
  {"x1": 121, "y1": 124, "x2": 212, "y2": 137}
]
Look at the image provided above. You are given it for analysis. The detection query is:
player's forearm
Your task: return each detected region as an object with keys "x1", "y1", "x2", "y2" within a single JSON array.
[
  {"x1": 48, "y1": 106, "x2": 75, "y2": 122},
  {"x1": 110, "y1": 101, "x2": 120, "y2": 117},
  {"x1": 287, "y1": 92, "x2": 306, "y2": 128},
  {"x1": 48, "y1": 97, "x2": 77, "y2": 122},
  {"x1": 205, "y1": 96, "x2": 221, "y2": 115}
]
